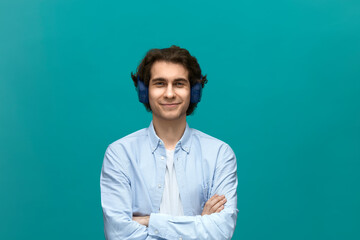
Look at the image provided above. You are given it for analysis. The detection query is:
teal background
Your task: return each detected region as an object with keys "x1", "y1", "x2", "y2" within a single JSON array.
[{"x1": 1, "y1": 0, "x2": 359, "y2": 239}]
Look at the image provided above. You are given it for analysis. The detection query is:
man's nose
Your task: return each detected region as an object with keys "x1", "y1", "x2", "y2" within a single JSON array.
[{"x1": 164, "y1": 85, "x2": 175, "y2": 98}]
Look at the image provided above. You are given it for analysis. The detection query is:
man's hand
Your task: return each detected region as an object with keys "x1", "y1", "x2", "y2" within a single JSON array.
[
  {"x1": 133, "y1": 216, "x2": 150, "y2": 227},
  {"x1": 201, "y1": 194, "x2": 227, "y2": 216}
]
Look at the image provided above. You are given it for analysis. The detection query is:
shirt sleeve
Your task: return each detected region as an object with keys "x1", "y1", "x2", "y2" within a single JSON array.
[
  {"x1": 101, "y1": 145, "x2": 154, "y2": 240},
  {"x1": 147, "y1": 144, "x2": 238, "y2": 240}
]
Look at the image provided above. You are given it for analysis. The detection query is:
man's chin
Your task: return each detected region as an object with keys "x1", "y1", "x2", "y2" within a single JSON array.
[{"x1": 155, "y1": 113, "x2": 186, "y2": 122}]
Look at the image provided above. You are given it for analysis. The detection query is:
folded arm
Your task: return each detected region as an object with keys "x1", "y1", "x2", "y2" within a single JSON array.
[
  {"x1": 133, "y1": 194, "x2": 227, "y2": 226},
  {"x1": 101, "y1": 143, "x2": 238, "y2": 240}
]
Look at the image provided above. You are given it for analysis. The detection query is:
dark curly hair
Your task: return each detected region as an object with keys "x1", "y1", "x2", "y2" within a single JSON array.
[{"x1": 131, "y1": 45, "x2": 208, "y2": 116}]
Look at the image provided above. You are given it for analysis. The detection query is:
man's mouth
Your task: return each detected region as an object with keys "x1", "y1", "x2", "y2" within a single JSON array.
[{"x1": 161, "y1": 103, "x2": 180, "y2": 107}]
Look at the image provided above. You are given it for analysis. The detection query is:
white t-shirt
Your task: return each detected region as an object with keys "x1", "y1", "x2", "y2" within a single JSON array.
[{"x1": 159, "y1": 148, "x2": 184, "y2": 216}]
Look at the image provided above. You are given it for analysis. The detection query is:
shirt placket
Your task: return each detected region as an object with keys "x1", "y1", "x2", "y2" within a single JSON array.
[{"x1": 152, "y1": 147, "x2": 167, "y2": 213}]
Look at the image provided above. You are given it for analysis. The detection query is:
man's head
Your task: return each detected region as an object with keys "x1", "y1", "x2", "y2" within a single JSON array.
[{"x1": 131, "y1": 45, "x2": 208, "y2": 116}]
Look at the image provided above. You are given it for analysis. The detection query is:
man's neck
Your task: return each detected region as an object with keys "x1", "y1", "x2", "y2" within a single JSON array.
[{"x1": 152, "y1": 116, "x2": 186, "y2": 150}]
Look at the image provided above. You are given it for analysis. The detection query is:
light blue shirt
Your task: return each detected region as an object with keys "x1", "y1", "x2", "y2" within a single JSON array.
[{"x1": 100, "y1": 121, "x2": 238, "y2": 240}]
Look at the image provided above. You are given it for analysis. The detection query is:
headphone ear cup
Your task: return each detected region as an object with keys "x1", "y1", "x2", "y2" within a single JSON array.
[
  {"x1": 190, "y1": 83, "x2": 202, "y2": 103},
  {"x1": 137, "y1": 77, "x2": 149, "y2": 103}
]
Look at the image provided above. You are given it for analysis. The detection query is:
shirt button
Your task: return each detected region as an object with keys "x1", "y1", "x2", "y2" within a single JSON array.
[
  {"x1": 158, "y1": 184, "x2": 162, "y2": 188},
  {"x1": 159, "y1": 142, "x2": 162, "y2": 145},
  {"x1": 155, "y1": 230, "x2": 159, "y2": 234},
  {"x1": 161, "y1": 156, "x2": 165, "y2": 160},
  {"x1": 179, "y1": 237, "x2": 183, "y2": 240}
]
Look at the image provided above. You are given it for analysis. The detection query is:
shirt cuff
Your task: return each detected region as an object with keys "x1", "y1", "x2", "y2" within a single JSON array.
[{"x1": 148, "y1": 213, "x2": 184, "y2": 240}]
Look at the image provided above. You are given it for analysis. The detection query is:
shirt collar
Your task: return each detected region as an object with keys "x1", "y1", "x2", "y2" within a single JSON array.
[{"x1": 148, "y1": 121, "x2": 192, "y2": 154}]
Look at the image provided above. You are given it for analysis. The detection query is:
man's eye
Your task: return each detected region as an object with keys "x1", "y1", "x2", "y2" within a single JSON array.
[
  {"x1": 155, "y1": 82, "x2": 164, "y2": 86},
  {"x1": 175, "y1": 82, "x2": 185, "y2": 86}
]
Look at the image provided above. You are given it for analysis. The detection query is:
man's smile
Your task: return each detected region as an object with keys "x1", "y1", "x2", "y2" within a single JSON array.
[{"x1": 160, "y1": 103, "x2": 181, "y2": 107}]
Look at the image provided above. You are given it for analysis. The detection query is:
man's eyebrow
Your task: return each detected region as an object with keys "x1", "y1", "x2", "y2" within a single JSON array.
[
  {"x1": 174, "y1": 78, "x2": 188, "y2": 82},
  {"x1": 151, "y1": 78, "x2": 166, "y2": 82}
]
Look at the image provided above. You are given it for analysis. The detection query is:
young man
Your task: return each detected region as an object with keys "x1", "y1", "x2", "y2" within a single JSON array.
[{"x1": 100, "y1": 46, "x2": 238, "y2": 239}]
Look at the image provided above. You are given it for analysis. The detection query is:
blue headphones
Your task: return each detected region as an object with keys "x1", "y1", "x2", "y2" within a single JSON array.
[{"x1": 137, "y1": 75, "x2": 203, "y2": 104}]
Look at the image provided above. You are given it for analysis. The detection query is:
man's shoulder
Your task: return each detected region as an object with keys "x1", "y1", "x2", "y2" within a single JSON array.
[
  {"x1": 108, "y1": 127, "x2": 148, "y2": 149},
  {"x1": 190, "y1": 128, "x2": 236, "y2": 161},
  {"x1": 190, "y1": 127, "x2": 229, "y2": 148}
]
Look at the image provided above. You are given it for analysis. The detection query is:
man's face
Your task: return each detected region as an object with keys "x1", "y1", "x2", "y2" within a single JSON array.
[{"x1": 148, "y1": 61, "x2": 191, "y2": 122}]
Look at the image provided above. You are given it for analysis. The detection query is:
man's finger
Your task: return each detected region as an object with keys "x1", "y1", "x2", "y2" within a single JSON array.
[
  {"x1": 206, "y1": 195, "x2": 224, "y2": 207},
  {"x1": 205, "y1": 195, "x2": 225, "y2": 211},
  {"x1": 215, "y1": 205, "x2": 224, "y2": 213},
  {"x1": 211, "y1": 195, "x2": 225, "y2": 206},
  {"x1": 210, "y1": 197, "x2": 227, "y2": 212}
]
